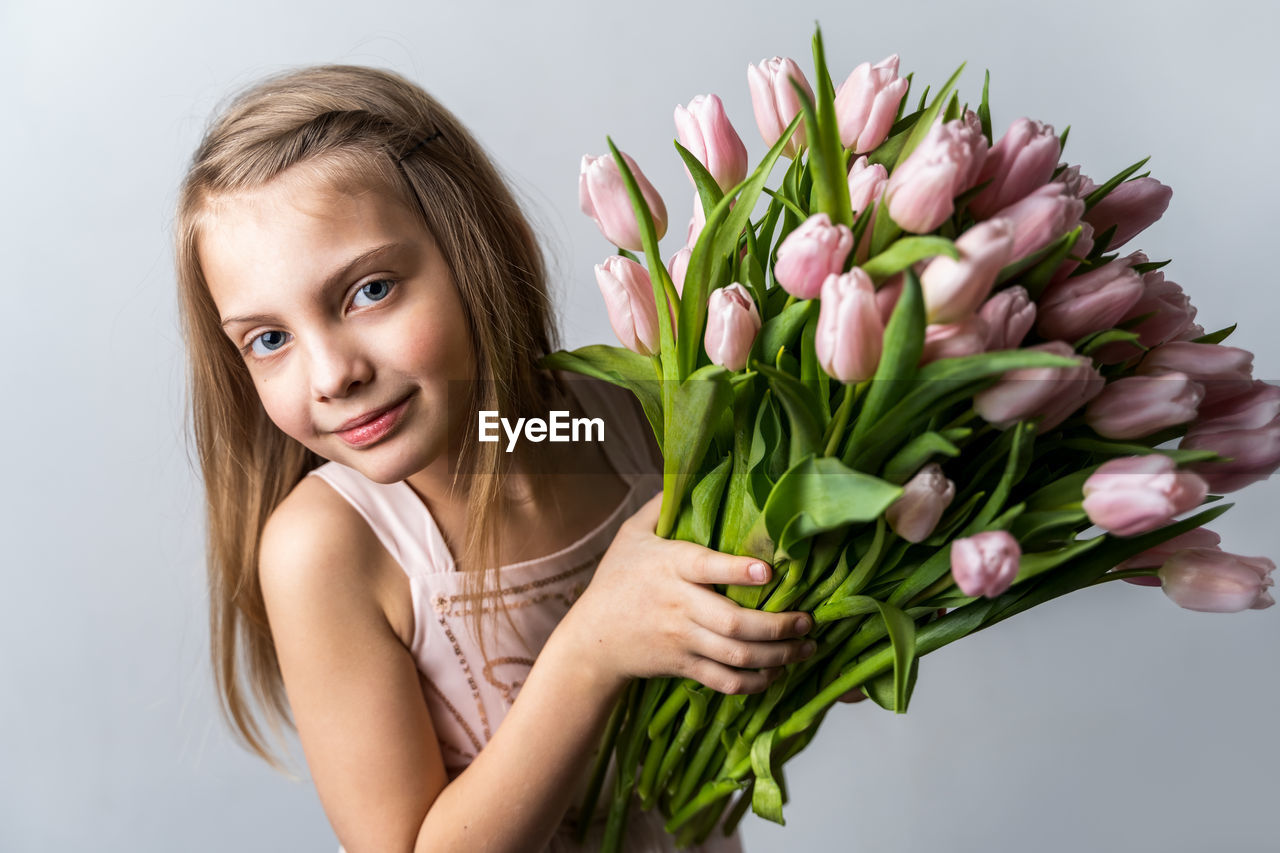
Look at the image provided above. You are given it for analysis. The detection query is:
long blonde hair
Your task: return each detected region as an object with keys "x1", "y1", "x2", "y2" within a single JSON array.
[{"x1": 175, "y1": 65, "x2": 565, "y2": 770}]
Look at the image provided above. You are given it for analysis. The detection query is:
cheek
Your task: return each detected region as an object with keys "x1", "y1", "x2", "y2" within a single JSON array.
[{"x1": 254, "y1": 371, "x2": 315, "y2": 444}]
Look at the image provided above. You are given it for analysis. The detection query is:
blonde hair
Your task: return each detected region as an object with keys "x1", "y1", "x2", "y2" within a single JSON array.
[{"x1": 175, "y1": 65, "x2": 566, "y2": 769}]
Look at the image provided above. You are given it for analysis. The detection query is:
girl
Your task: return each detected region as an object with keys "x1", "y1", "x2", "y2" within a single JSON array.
[{"x1": 175, "y1": 64, "x2": 824, "y2": 852}]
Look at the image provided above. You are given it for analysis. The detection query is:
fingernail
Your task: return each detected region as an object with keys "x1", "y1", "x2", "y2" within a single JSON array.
[
  {"x1": 749, "y1": 562, "x2": 769, "y2": 582},
  {"x1": 800, "y1": 641, "x2": 817, "y2": 658},
  {"x1": 794, "y1": 615, "x2": 811, "y2": 633}
]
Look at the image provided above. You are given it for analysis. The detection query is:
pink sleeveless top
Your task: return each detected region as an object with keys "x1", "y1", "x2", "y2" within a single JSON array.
[{"x1": 309, "y1": 373, "x2": 743, "y2": 853}]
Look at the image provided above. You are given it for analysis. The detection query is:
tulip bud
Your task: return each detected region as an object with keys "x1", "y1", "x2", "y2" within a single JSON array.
[
  {"x1": 1092, "y1": 269, "x2": 1199, "y2": 364},
  {"x1": 920, "y1": 316, "x2": 988, "y2": 365},
  {"x1": 747, "y1": 57, "x2": 814, "y2": 159},
  {"x1": 1159, "y1": 548, "x2": 1275, "y2": 612},
  {"x1": 1180, "y1": 413, "x2": 1280, "y2": 493},
  {"x1": 974, "y1": 341, "x2": 1103, "y2": 432},
  {"x1": 815, "y1": 269, "x2": 884, "y2": 383},
  {"x1": 886, "y1": 463, "x2": 956, "y2": 542},
  {"x1": 1052, "y1": 163, "x2": 1093, "y2": 198},
  {"x1": 1082, "y1": 454, "x2": 1208, "y2": 537},
  {"x1": 951, "y1": 530, "x2": 1022, "y2": 598},
  {"x1": 595, "y1": 256, "x2": 660, "y2": 356},
  {"x1": 1083, "y1": 176, "x2": 1173, "y2": 251},
  {"x1": 1036, "y1": 258, "x2": 1145, "y2": 342},
  {"x1": 667, "y1": 247, "x2": 692, "y2": 298},
  {"x1": 885, "y1": 111, "x2": 989, "y2": 233},
  {"x1": 1189, "y1": 380, "x2": 1280, "y2": 434},
  {"x1": 1085, "y1": 373, "x2": 1204, "y2": 439},
  {"x1": 978, "y1": 286, "x2": 1036, "y2": 351},
  {"x1": 833, "y1": 54, "x2": 909, "y2": 153},
  {"x1": 1047, "y1": 221, "x2": 1095, "y2": 286},
  {"x1": 920, "y1": 218, "x2": 1016, "y2": 324},
  {"x1": 968, "y1": 118, "x2": 1061, "y2": 219},
  {"x1": 704, "y1": 283, "x2": 761, "y2": 371},
  {"x1": 674, "y1": 94, "x2": 749, "y2": 193},
  {"x1": 1137, "y1": 342, "x2": 1255, "y2": 406},
  {"x1": 774, "y1": 213, "x2": 854, "y2": 299},
  {"x1": 579, "y1": 152, "x2": 668, "y2": 252},
  {"x1": 1110, "y1": 527, "x2": 1223, "y2": 586},
  {"x1": 847, "y1": 156, "x2": 889, "y2": 215},
  {"x1": 874, "y1": 274, "x2": 903, "y2": 325},
  {"x1": 991, "y1": 181, "x2": 1085, "y2": 265}
]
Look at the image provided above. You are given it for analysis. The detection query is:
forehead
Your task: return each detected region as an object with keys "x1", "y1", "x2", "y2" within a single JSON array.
[{"x1": 198, "y1": 163, "x2": 425, "y2": 314}]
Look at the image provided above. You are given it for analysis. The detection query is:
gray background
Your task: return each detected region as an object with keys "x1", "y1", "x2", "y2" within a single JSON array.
[{"x1": 3, "y1": 0, "x2": 1277, "y2": 850}]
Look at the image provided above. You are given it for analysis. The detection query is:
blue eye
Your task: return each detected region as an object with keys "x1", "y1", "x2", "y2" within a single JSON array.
[
  {"x1": 249, "y1": 330, "x2": 290, "y2": 356},
  {"x1": 352, "y1": 279, "x2": 395, "y2": 308}
]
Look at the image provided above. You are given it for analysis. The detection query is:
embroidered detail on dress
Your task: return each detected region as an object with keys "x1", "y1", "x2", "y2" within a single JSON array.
[
  {"x1": 419, "y1": 674, "x2": 483, "y2": 755},
  {"x1": 437, "y1": 617, "x2": 493, "y2": 742},
  {"x1": 481, "y1": 655, "x2": 535, "y2": 704}
]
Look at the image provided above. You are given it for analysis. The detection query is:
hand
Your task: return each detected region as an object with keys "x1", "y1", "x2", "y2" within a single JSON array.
[
  {"x1": 835, "y1": 607, "x2": 947, "y2": 703},
  {"x1": 562, "y1": 491, "x2": 817, "y2": 697}
]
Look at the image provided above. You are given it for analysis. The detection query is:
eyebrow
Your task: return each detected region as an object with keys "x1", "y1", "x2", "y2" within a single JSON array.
[{"x1": 219, "y1": 241, "x2": 409, "y2": 329}]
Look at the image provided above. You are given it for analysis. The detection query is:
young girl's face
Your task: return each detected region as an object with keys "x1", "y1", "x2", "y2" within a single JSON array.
[{"x1": 200, "y1": 161, "x2": 476, "y2": 487}]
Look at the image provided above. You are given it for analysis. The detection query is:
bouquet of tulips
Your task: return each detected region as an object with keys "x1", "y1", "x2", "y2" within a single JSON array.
[{"x1": 540, "y1": 23, "x2": 1278, "y2": 850}]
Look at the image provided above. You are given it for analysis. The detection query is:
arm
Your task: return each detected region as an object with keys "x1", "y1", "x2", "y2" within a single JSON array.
[{"x1": 261, "y1": 479, "x2": 814, "y2": 853}]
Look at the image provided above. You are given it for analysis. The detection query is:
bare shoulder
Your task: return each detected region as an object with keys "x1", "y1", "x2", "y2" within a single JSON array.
[{"x1": 259, "y1": 474, "x2": 447, "y2": 851}]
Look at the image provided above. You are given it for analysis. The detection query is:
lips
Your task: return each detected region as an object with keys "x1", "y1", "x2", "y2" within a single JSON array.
[
  {"x1": 330, "y1": 392, "x2": 414, "y2": 448},
  {"x1": 334, "y1": 393, "x2": 413, "y2": 432}
]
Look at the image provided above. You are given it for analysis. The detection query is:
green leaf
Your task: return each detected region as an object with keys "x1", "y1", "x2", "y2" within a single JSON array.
[
  {"x1": 868, "y1": 195, "x2": 903, "y2": 257},
  {"x1": 995, "y1": 225, "x2": 1082, "y2": 297},
  {"x1": 750, "y1": 729, "x2": 785, "y2": 825},
  {"x1": 1083, "y1": 157, "x2": 1152, "y2": 211},
  {"x1": 674, "y1": 139, "x2": 725, "y2": 222},
  {"x1": 798, "y1": 24, "x2": 854, "y2": 227},
  {"x1": 860, "y1": 236, "x2": 958, "y2": 283},
  {"x1": 882, "y1": 431, "x2": 964, "y2": 484},
  {"x1": 755, "y1": 363, "x2": 827, "y2": 467},
  {"x1": 1056, "y1": 438, "x2": 1224, "y2": 465},
  {"x1": 690, "y1": 454, "x2": 733, "y2": 546},
  {"x1": 865, "y1": 600, "x2": 918, "y2": 713},
  {"x1": 977, "y1": 70, "x2": 992, "y2": 143},
  {"x1": 1078, "y1": 328, "x2": 1144, "y2": 357},
  {"x1": 894, "y1": 62, "x2": 966, "y2": 169},
  {"x1": 962, "y1": 421, "x2": 1036, "y2": 535},
  {"x1": 762, "y1": 454, "x2": 902, "y2": 558},
  {"x1": 537, "y1": 345, "x2": 663, "y2": 448},
  {"x1": 1191, "y1": 324, "x2": 1237, "y2": 346},
  {"x1": 659, "y1": 366, "x2": 734, "y2": 538}
]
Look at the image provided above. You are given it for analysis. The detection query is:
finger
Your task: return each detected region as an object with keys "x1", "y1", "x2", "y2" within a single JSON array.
[
  {"x1": 673, "y1": 543, "x2": 772, "y2": 588},
  {"x1": 687, "y1": 625, "x2": 816, "y2": 671},
  {"x1": 687, "y1": 657, "x2": 783, "y2": 695},
  {"x1": 629, "y1": 490, "x2": 665, "y2": 531},
  {"x1": 685, "y1": 586, "x2": 813, "y2": 641}
]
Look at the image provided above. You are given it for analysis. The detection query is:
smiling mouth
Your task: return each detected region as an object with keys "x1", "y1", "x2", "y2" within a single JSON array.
[
  {"x1": 331, "y1": 392, "x2": 414, "y2": 447},
  {"x1": 334, "y1": 392, "x2": 414, "y2": 432}
]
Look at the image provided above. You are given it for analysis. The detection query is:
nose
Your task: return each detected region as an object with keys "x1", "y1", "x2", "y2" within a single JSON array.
[{"x1": 307, "y1": 331, "x2": 373, "y2": 400}]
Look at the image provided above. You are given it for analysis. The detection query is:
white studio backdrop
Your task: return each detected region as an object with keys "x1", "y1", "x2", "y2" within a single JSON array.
[{"x1": 2, "y1": 0, "x2": 1277, "y2": 850}]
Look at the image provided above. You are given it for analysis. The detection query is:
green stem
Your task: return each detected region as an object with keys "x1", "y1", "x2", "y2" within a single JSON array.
[
  {"x1": 1086, "y1": 567, "x2": 1159, "y2": 587},
  {"x1": 574, "y1": 686, "x2": 628, "y2": 842},
  {"x1": 822, "y1": 382, "x2": 857, "y2": 457},
  {"x1": 647, "y1": 678, "x2": 696, "y2": 739}
]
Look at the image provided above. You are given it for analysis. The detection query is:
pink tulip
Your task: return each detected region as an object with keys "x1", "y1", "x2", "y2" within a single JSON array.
[
  {"x1": 1189, "y1": 380, "x2": 1280, "y2": 434},
  {"x1": 886, "y1": 463, "x2": 956, "y2": 543},
  {"x1": 833, "y1": 54, "x2": 909, "y2": 153},
  {"x1": 1137, "y1": 342, "x2": 1255, "y2": 406},
  {"x1": 920, "y1": 218, "x2": 1016, "y2": 324},
  {"x1": 774, "y1": 213, "x2": 854, "y2": 299},
  {"x1": 1180, "y1": 414, "x2": 1280, "y2": 493},
  {"x1": 687, "y1": 194, "x2": 706, "y2": 249},
  {"x1": 747, "y1": 57, "x2": 814, "y2": 159},
  {"x1": 1083, "y1": 176, "x2": 1173, "y2": 251},
  {"x1": 674, "y1": 94, "x2": 749, "y2": 193},
  {"x1": 1047, "y1": 221, "x2": 1095, "y2": 286},
  {"x1": 1053, "y1": 163, "x2": 1094, "y2": 199},
  {"x1": 579, "y1": 151, "x2": 668, "y2": 252},
  {"x1": 1159, "y1": 548, "x2": 1275, "y2": 612},
  {"x1": 951, "y1": 530, "x2": 1022, "y2": 598},
  {"x1": 874, "y1": 274, "x2": 903, "y2": 326},
  {"x1": 920, "y1": 316, "x2": 988, "y2": 365},
  {"x1": 847, "y1": 155, "x2": 889, "y2": 215},
  {"x1": 968, "y1": 118, "x2": 1061, "y2": 219},
  {"x1": 978, "y1": 286, "x2": 1037, "y2": 351},
  {"x1": 667, "y1": 247, "x2": 692, "y2": 298},
  {"x1": 885, "y1": 111, "x2": 989, "y2": 233},
  {"x1": 1085, "y1": 373, "x2": 1204, "y2": 439},
  {"x1": 991, "y1": 181, "x2": 1085, "y2": 265},
  {"x1": 703, "y1": 283, "x2": 761, "y2": 372},
  {"x1": 1110, "y1": 527, "x2": 1223, "y2": 586},
  {"x1": 595, "y1": 256, "x2": 661, "y2": 357},
  {"x1": 1082, "y1": 454, "x2": 1208, "y2": 537},
  {"x1": 974, "y1": 341, "x2": 1103, "y2": 432},
  {"x1": 1036, "y1": 257, "x2": 1145, "y2": 343},
  {"x1": 815, "y1": 269, "x2": 884, "y2": 383},
  {"x1": 1092, "y1": 268, "x2": 1200, "y2": 364}
]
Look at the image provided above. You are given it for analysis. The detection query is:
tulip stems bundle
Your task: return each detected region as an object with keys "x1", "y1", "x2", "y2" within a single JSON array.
[{"x1": 545, "y1": 22, "x2": 1277, "y2": 850}]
